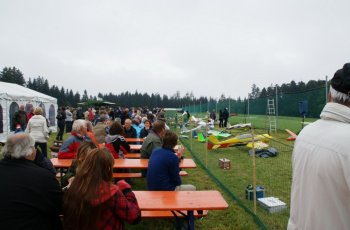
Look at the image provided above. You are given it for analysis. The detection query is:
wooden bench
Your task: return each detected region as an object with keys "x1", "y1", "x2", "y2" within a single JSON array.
[
  {"x1": 124, "y1": 153, "x2": 141, "y2": 159},
  {"x1": 113, "y1": 171, "x2": 188, "y2": 179},
  {"x1": 134, "y1": 190, "x2": 228, "y2": 230},
  {"x1": 113, "y1": 172, "x2": 143, "y2": 179},
  {"x1": 141, "y1": 210, "x2": 208, "y2": 218}
]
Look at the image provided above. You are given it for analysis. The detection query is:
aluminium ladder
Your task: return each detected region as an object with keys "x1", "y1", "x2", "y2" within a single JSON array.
[{"x1": 266, "y1": 99, "x2": 277, "y2": 133}]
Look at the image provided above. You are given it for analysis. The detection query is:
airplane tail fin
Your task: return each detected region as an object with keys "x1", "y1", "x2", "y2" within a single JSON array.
[
  {"x1": 207, "y1": 135, "x2": 219, "y2": 150},
  {"x1": 208, "y1": 135, "x2": 219, "y2": 144},
  {"x1": 197, "y1": 133, "x2": 206, "y2": 142}
]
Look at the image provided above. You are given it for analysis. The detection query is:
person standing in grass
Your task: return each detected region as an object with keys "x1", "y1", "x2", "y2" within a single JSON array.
[
  {"x1": 25, "y1": 107, "x2": 50, "y2": 157},
  {"x1": 56, "y1": 106, "x2": 66, "y2": 140},
  {"x1": 288, "y1": 63, "x2": 350, "y2": 230}
]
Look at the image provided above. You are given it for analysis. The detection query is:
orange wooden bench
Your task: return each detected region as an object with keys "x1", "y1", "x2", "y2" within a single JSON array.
[
  {"x1": 141, "y1": 210, "x2": 208, "y2": 218},
  {"x1": 124, "y1": 153, "x2": 141, "y2": 159},
  {"x1": 113, "y1": 172, "x2": 143, "y2": 179},
  {"x1": 113, "y1": 171, "x2": 188, "y2": 179},
  {"x1": 134, "y1": 190, "x2": 228, "y2": 229}
]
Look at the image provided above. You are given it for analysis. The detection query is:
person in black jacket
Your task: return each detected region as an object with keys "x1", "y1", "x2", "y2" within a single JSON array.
[
  {"x1": 124, "y1": 119, "x2": 137, "y2": 138},
  {"x1": 0, "y1": 133, "x2": 62, "y2": 230},
  {"x1": 56, "y1": 107, "x2": 66, "y2": 140},
  {"x1": 222, "y1": 108, "x2": 229, "y2": 128},
  {"x1": 223, "y1": 108, "x2": 229, "y2": 128},
  {"x1": 140, "y1": 120, "x2": 152, "y2": 138},
  {"x1": 218, "y1": 110, "x2": 224, "y2": 128}
]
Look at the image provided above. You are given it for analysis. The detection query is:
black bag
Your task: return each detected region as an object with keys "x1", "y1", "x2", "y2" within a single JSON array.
[{"x1": 56, "y1": 113, "x2": 63, "y2": 120}]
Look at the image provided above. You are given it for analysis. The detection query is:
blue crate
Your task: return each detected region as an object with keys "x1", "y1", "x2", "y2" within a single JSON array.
[{"x1": 245, "y1": 185, "x2": 265, "y2": 200}]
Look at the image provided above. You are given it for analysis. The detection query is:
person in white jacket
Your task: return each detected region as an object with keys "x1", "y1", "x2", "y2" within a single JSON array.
[
  {"x1": 288, "y1": 63, "x2": 350, "y2": 230},
  {"x1": 25, "y1": 107, "x2": 49, "y2": 157}
]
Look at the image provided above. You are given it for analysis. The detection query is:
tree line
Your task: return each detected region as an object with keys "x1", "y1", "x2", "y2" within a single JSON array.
[{"x1": 0, "y1": 66, "x2": 327, "y2": 109}]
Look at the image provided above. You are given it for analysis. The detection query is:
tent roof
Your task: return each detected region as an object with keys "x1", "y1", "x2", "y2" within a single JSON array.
[{"x1": 0, "y1": 81, "x2": 57, "y2": 103}]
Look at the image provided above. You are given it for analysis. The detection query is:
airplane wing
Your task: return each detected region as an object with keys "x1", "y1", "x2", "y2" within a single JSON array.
[
  {"x1": 285, "y1": 129, "x2": 297, "y2": 141},
  {"x1": 246, "y1": 141, "x2": 269, "y2": 149}
]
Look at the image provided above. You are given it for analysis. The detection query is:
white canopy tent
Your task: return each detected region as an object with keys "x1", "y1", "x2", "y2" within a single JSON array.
[{"x1": 0, "y1": 82, "x2": 58, "y2": 143}]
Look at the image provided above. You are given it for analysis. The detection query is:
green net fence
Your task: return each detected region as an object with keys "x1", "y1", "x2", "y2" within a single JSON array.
[
  {"x1": 183, "y1": 86, "x2": 327, "y2": 120},
  {"x1": 165, "y1": 86, "x2": 328, "y2": 229}
]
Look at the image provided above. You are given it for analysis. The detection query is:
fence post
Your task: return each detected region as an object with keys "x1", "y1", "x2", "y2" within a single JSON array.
[{"x1": 325, "y1": 75, "x2": 328, "y2": 105}]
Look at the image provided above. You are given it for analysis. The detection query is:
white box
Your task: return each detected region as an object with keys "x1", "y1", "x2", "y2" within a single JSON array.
[{"x1": 257, "y1": 197, "x2": 287, "y2": 213}]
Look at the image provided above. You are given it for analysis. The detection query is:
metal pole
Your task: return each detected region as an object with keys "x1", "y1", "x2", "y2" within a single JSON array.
[
  {"x1": 200, "y1": 101, "x2": 202, "y2": 114},
  {"x1": 251, "y1": 127, "x2": 257, "y2": 214},
  {"x1": 247, "y1": 94, "x2": 250, "y2": 122},
  {"x1": 275, "y1": 85, "x2": 278, "y2": 131},
  {"x1": 229, "y1": 98, "x2": 231, "y2": 114},
  {"x1": 325, "y1": 75, "x2": 328, "y2": 104},
  {"x1": 205, "y1": 125, "x2": 208, "y2": 168}
]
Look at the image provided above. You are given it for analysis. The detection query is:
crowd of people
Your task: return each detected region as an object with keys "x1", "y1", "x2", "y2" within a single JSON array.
[
  {"x1": 2, "y1": 63, "x2": 350, "y2": 229},
  {"x1": 0, "y1": 105, "x2": 193, "y2": 229}
]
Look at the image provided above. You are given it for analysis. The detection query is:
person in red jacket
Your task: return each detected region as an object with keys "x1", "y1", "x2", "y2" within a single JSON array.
[
  {"x1": 57, "y1": 119, "x2": 90, "y2": 159},
  {"x1": 63, "y1": 148, "x2": 141, "y2": 230}
]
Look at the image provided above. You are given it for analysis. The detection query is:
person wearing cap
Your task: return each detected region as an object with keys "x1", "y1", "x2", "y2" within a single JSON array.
[{"x1": 288, "y1": 63, "x2": 350, "y2": 230}]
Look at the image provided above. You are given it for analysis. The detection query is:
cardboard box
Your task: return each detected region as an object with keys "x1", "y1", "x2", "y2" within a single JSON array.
[
  {"x1": 258, "y1": 197, "x2": 287, "y2": 213},
  {"x1": 245, "y1": 185, "x2": 265, "y2": 200},
  {"x1": 218, "y1": 158, "x2": 231, "y2": 169}
]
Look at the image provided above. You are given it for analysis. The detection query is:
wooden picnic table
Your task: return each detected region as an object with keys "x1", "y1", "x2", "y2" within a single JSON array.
[
  {"x1": 134, "y1": 190, "x2": 228, "y2": 230},
  {"x1": 51, "y1": 158, "x2": 196, "y2": 169},
  {"x1": 125, "y1": 138, "x2": 144, "y2": 143}
]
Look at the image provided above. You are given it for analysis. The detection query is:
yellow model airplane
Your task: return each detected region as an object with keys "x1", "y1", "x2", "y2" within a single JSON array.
[{"x1": 207, "y1": 133, "x2": 272, "y2": 150}]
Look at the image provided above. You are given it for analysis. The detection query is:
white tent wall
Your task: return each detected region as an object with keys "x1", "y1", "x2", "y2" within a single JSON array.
[{"x1": 0, "y1": 82, "x2": 58, "y2": 143}]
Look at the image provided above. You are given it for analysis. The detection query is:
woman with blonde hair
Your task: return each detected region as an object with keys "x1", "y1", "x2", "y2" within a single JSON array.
[
  {"x1": 63, "y1": 148, "x2": 141, "y2": 230},
  {"x1": 25, "y1": 107, "x2": 49, "y2": 157},
  {"x1": 61, "y1": 141, "x2": 97, "y2": 187}
]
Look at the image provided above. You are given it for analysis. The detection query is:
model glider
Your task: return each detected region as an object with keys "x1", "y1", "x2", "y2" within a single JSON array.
[
  {"x1": 207, "y1": 133, "x2": 272, "y2": 150},
  {"x1": 285, "y1": 129, "x2": 297, "y2": 141},
  {"x1": 226, "y1": 123, "x2": 252, "y2": 130},
  {"x1": 207, "y1": 130, "x2": 232, "y2": 138}
]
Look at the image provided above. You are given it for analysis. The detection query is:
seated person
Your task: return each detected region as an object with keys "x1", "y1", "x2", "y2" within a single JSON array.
[
  {"x1": 147, "y1": 130, "x2": 195, "y2": 191},
  {"x1": 140, "y1": 119, "x2": 152, "y2": 138},
  {"x1": 131, "y1": 119, "x2": 141, "y2": 138},
  {"x1": 58, "y1": 119, "x2": 90, "y2": 159},
  {"x1": 140, "y1": 120, "x2": 166, "y2": 159},
  {"x1": 105, "y1": 121, "x2": 131, "y2": 159},
  {"x1": 123, "y1": 118, "x2": 137, "y2": 138},
  {"x1": 0, "y1": 133, "x2": 62, "y2": 230},
  {"x1": 63, "y1": 148, "x2": 141, "y2": 229},
  {"x1": 61, "y1": 141, "x2": 97, "y2": 187},
  {"x1": 93, "y1": 114, "x2": 110, "y2": 144},
  {"x1": 86, "y1": 120, "x2": 99, "y2": 147}
]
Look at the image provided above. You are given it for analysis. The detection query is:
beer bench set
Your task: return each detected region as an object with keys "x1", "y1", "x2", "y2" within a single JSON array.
[{"x1": 50, "y1": 137, "x2": 229, "y2": 229}]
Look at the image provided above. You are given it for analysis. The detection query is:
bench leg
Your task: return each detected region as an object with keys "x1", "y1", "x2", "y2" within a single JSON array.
[
  {"x1": 171, "y1": 211, "x2": 186, "y2": 230},
  {"x1": 187, "y1": 210, "x2": 195, "y2": 230}
]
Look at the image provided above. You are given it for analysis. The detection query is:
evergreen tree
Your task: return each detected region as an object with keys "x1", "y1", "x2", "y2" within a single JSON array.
[{"x1": 0, "y1": 67, "x2": 26, "y2": 86}]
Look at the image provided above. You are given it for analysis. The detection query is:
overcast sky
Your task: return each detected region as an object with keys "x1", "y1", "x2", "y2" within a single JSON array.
[{"x1": 0, "y1": 0, "x2": 349, "y2": 100}]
